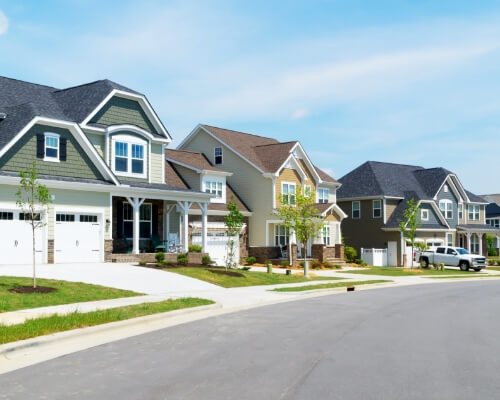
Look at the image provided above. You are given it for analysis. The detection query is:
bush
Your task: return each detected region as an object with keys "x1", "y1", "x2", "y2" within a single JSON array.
[
  {"x1": 155, "y1": 262, "x2": 165, "y2": 268},
  {"x1": 240, "y1": 266, "x2": 251, "y2": 271},
  {"x1": 155, "y1": 252, "x2": 165, "y2": 263},
  {"x1": 245, "y1": 256, "x2": 257, "y2": 265},
  {"x1": 488, "y1": 248, "x2": 498, "y2": 257},
  {"x1": 177, "y1": 253, "x2": 189, "y2": 265},
  {"x1": 354, "y1": 258, "x2": 363, "y2": 265},
  {"x1": 280, "y1": 260, "x2": 289, "y2": 267},
  {"x1": 164, "y1": 261, "x2": 173, "y2": 266},
  {"x1": 189, "y1": 244, "x2": 202, "y2": 253},
  {"x1": 299, "y1": 261, "x2": 305, "y2": 268},
  {"x1": 334, "y1": 264, "x2": 342, "y2": 269},
  {"x1": 312, "y1": 261, "x2": 322, "y2": 269},
  {"x1": 138, "y1": 260, "x2": 147, "y2": 266},
  {"x1": 344, "y1": 246, "x2": 357, "y2": 263},
  {"x1": 201, "y1": 255, "x2": 214, "y2": 265}
]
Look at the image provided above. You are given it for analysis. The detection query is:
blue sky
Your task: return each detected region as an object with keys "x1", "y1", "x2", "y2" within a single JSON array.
[{"x1": 0, "y1": 1, "x2": 499, "y2": 194}]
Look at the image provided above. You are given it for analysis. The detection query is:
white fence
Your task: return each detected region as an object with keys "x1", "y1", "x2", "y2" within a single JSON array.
[{"x1": 361, "y1": 248, "x2": 388, "y2": 267}]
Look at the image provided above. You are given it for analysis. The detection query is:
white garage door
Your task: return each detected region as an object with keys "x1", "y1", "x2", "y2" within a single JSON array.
[
  {"x1": 54, "y1": 212, "x2": 102, "y2": 263},
  {"x1": 0, "y1": 210, "x2": 45, "y2": 264},
  {"x1": 192, "y1": 232, "x2": 239, "y2": 267}
]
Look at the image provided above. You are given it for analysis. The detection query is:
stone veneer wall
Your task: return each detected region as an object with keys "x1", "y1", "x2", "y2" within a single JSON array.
[
  {"x1": 311, "y1": 244, "x2": 345, "y2": 262},
  {"x1": 48, "y1": 240, "x2": 54, "y2": 264},
  {"x1": 248, "y1": 246, "x2": 281, "y2": 263},
  {"x1": 110, "y1": 252, "x2": 206, "y2": 264}
]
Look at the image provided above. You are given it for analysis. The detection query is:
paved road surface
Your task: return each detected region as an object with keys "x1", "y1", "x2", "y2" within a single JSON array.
[{"x1": 1, "y1": 281, "x2": 500, "y2": 399}]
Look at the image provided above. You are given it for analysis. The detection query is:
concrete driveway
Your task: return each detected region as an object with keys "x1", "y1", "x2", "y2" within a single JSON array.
[{"x1": 0, "y1": 263, "x2": 222, "y2": 295}]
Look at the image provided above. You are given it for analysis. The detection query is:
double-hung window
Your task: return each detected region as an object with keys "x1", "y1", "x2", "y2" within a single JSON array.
[
  {"x1": 123, "y1": 202, "x2": 151, "y2": 239},
  {"x1": 214, "y1": 147, "x2": 223, "y2": 164},
  {"x1": 274, "y1": 225, "x2": 289, "y2": 247},
  {"x1": 447, "y1": 233, "x2": 453, "y2": 247},
  {"x1": 458, "y1": 204, "x2": 463, "y2": 220},
  {"x1": 439, "y1": 200, "x2": 453, "y2": 219},
  {"x1": 373, "y1": 200, "x2": 382, "y2": 218},
  {"x1": 322, "y1": 225, "x2": 331, "y2": 246},
  {"x1": 113, "y1": 138, "x2": 146, "y2": 177},
  {"x1": 282, "y1": 183, "x2": 296, "y2": 205},
  {"x1": 468, "y1": 204, "x2": 480, "y2": 221},
  {"x1": 318, "y1": 188, "x2": 329, "y2": 203},
  {"x1": 44, "y1": 133, "x2": 59, "y2": 161},
  {"x1": 205, "y1": 180, "x2": 223, "y2": 198},
  {"x1": 352, "y1": 201, "x2": 360, "y2": 219}
]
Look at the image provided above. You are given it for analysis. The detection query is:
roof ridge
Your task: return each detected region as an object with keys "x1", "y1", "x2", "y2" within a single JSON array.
[
  {"x1": 53, "y1": 79, "x2": 109, "y2": 93},
  {"x1": 0, "y1": 75, "x2": 58, "y2": 90},
  {"x1": 165, "y1": 148, "x2": 203, "y2": 155},
  {"x1": 368, "y1": 160, "x2": 423, "y2": 169},
  {"x1": 201, "y1": 124, "x2": 278, "y2": 142},
  {"x1": 254, "y1": 141, "x2": 298, "y2": 148}
]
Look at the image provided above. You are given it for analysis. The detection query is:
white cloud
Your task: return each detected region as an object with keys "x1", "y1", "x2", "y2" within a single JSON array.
[
  {"x1": 291, "y1": 108, "x2": 310, "y2": 120},
  {"x1": 0, "y1": 10, "x2": 8, "y2": 35}
]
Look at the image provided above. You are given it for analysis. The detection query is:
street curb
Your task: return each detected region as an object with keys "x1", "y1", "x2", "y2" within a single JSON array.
[{"x1": 0, "y1": 302, "x2": 221, "y2": 360}]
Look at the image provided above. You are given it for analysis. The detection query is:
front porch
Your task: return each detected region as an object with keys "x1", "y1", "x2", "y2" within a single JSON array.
[
  {"x1": 107, "y1": 186, "x2": 211, "y2": 260},
  {"x1": 457, "y1": 225, "x2": 500, "y2": 256}
]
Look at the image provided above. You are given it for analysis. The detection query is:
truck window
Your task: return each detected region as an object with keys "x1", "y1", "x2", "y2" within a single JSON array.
[
  {"x1": 446, "y1": 248, "x2": 456, "y2": 255},
  {"x1": 436, "y1": 247, "x2": 445, "y2": 254}
]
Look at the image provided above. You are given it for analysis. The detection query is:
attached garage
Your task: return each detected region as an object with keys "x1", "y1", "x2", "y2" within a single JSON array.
[
  {"x1": 192, "y1": 231, "x2": 239, "y2": 267},
  {"x1": 0, "y1": 209, "x2": 46, "y2": 264},
  {"x1": 54, "y1": 211, "x2": 103, "y2": 263}
]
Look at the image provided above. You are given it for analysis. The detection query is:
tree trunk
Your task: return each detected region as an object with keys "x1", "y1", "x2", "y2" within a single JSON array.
[
  {"x1": 303, "y1": 236, "x2": 309, "y2": 278},
  {"x1": 32, "y1": 224, "x2": 36, "y2": 288}
]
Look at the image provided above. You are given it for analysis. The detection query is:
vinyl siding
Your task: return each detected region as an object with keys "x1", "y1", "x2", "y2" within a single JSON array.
[
  {"x1": 173, "y1": 165, "x2": 200, "y2": 190},
  {"x1": 150, "y1": 143, "x2": 164, "y2": 184},
  {"x1": 85, "y1": 132, "x2": 105, "y2": 158},
  {"x1": 181, "y1": 130, "x2": 272, "y2": 246},
  {"x1": 0, "y1": 124, "x2": 103, "y2": 180},
  {"x1": 91, "y1": 96, "x2": 157, "y2": 134},
  {"x1": 418, "y1": 203, "x2": 440, "y2": 225},
  {"x1": 436, "y1": 184, "x2": 459, "y2": 228},
  {"x1": 276, "y1": 168, "x2": 301, "y2": 207},
  {"x1": 385, "y1": 199, "x2": 400, "y2": 221}
]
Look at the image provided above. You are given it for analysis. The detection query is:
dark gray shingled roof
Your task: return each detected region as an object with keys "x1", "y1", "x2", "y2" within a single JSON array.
[
  {"x1": 486, "y1": 202, "x2": 500, "y2": 218},
  {"x1": 338, "y1": 161, "x2": 483, "y2": 203},
  {"x1": 457, "y1": 224, "x2": 500, "y2": 232},
  {"x1": 0, "y1": 76, "x2": 167, "y2": 153}
]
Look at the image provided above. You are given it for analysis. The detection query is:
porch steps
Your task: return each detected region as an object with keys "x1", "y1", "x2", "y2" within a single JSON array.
[{"x1": 324, "y1": 257, "x2": 348, "y2": 267}]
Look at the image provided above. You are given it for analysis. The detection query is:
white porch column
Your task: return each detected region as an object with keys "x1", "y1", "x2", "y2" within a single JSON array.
[
  {"x1": 198, "y1": 202, "x2": 209, "y2": 253},
  {"x1": 164, "y1": 204, "x2": 174, "y2": 243},
  {"x1": 478, "y1": 233, "x2": 483, "y2": 256},
  {"x1": 177, "y1": 201, "x2": 192, "y2": 252},
  {"x1": 466, "y1": 232, "x2": 471, "y2": 253},
  {"x1": 126, "y1": 197, "x2": 145, "y2": 255}
]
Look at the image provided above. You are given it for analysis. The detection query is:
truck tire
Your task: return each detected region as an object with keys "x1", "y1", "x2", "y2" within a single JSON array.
[
  {"x1": 420, "y1": 258, "x2": 429, "y2": 268},
  {"x1": 459, "y1": 261, "x2": 469, "y2": 271},
  {"x1": 473, "y1": 267, "x2": 481, "y2": 272}
]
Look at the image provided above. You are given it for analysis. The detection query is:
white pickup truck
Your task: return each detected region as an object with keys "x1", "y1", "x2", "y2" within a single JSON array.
[{"x1": 418, "y1": 246, "x2": 486, "y2": 271}]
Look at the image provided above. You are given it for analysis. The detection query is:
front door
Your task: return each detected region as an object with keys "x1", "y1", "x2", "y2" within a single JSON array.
[{"x1": 387, "y1": 241, "x2": 397, "y2": 266}]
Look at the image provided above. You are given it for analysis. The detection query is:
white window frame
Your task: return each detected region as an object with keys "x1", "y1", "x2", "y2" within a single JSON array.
[
  {"x1": 202, "y1": 177, "x2": 226, "y2": 204},
  {"x1": 421, "y1": 209, "x2": 429, "y2": 221},
  {"x1": 468, "y1": 204, "x2": 480, "y2": 221},
  {"x1": 447, "y1": 233, "x2": 453, "y2": 247},
  {"x1": 111, "y1": 135, "x2": 148, "y2": 179},
  {"x1": 352, "y1": 201, "x2": 360, "y2": 219},
  {"x1": 444, "y1": 184, "x2": 448, "y2": 193},
  {"x1": 458, "y1": 203, "x2": 463, "y2": 220},
  {"x1": 44, "y1": 132, "x2": 60, "y2": 162},
  {"x1": 281, "y1": 182, "x2": 296, "y2": 205},
  {"x1": 274, "y1": 224, "x2": 289, "y2": 247},
  {"x1": 317, "y1": 188, "x2": 329, "y2": 204},
  {"x1": 322, "y1": 225, "x2": 331, "y2": 246},
  {"x1": 439, "y1": 199, "x2": 453, "y2": 219},
  {"x1": 214, "y1": 147, "x2": 223, "y2": 165},
  {"x1": 372, "y1": 199, "x2": 382, "y2": 218},
  {"x1": 123, "y1": 202, "x2": 152, "y2": 239}
]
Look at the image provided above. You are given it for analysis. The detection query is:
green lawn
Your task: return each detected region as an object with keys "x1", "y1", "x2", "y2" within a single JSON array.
[
  {"x1": 165, "y1": 267, "x2": 343, "y2": 288},
  {"x1": 338, "y1": 267, "x2": 485, "y2": 277},
  {"x1": 487, "y1": 267, "x2": 500, "y2": 271},
  {"x1": 0, "y1": 277, "x2": 141, "y2": 313},
  {"x1": 0, "y1": 298, "x2": 213, "y2": 344},
  {"x1": 272, "y1": 280, "x2": 392, "y2": 292}
]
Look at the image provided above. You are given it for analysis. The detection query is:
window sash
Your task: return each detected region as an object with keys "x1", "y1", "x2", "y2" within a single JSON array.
[
  {"x1": 373, "y1": 200, "x2": 381, "y2": 218},
  {"x1": 439, "y1": 200, "x2": 453, "y2": 219},
  {"x1": 322, "y1": 226, "x2": 331, "y2": 245},
  {"x1": 214, "y1": 147, "x2": 223, "y2": 164},
  {"x1": 123, "y1": 203, "x2": 152, "y2": 239},
  {"x1": 318, "y1": 188, "x2": 329, "y2": 203},
  {"x1": 274, "y1": 225, "x2": 289, "y2": 247},
  {"x1": 352, "y1": 201, "x2": 360, "y2": 219},
  {"x1": 468, "y1": 205, "x2": 480, "y2": 220},
  {"x1": 282, "y1": 183, "x2": 296, "y2": 205},
  {"x1": 45, "y1": 135, "x2": 59, "y2": 159},
  {"x1": 421, "y1": 209, "x2": 429, "y2": 221},
  {"x1": 114, "y1": 141, "x2": 145, "y2": 175}
]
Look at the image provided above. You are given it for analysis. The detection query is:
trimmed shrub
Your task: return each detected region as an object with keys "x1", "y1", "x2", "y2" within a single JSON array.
[
  {"x1": 245, "y1": 256, "x2": 257, "y2": 265},
  {"x1": 240, "y1": 266, "x2": 251, "y2": 271},
  {"x1": 189, "y1": 244, "x2": 202, "y2": 253},
  {"x1": 177, "y1": 253, "x2": 189, "y2": 265},
  {"x1": 155, "y1": 252, "x2": 165, "y2": 263},
  {"x1": 312, "y1": 261, "x2": 322, "y2": 269},
  {"x1": 138, "y1": 260, "x2": 147, "y2": 266},
  {"x1": 280, "y1": 260, "x2": 289, "y2": 267},
  {"x1": 344, "y1": 246, "x2": 357, "y2": 263},
  {"x1": 164, "y1": 261, "x2": 173, "y2": 266},
  {"x1": 201, "y1": 255, "x2": 214, "y2": 265},
  {"x1": 299, "y1": 261, "x2": 305, "y2": 268}
]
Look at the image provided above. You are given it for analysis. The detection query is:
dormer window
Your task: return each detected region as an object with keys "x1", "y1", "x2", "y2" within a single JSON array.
[
  {"x1": 318, "y1": 188, "x2": 329, "y2": 204},
  {"x1": 439, "y1": 199, "x2": 453, "y2": 219},
  {"x1": 111, "y1": 135, "x2": 147, "y2": 178},
  {"x1": 214, "y1": 147, "x2": 223, "y2": 164},
  {"x1": 205, "y1": 180, "x2": 223, "y2": 198},
  {"x1": 43, "y1": 132, "x2": 59, "y2": 162}
]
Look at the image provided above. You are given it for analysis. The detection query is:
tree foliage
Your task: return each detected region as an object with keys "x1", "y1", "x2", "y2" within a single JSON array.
[
  {"x1": 398, "y1": 198, "x2": 420, "y2": 268},
  {"x1": 15, "y1": 161, "x2": 52, "y2": 288},
  {"x1": 224, "y1": 196, "x2": 244, "y2": 270}
]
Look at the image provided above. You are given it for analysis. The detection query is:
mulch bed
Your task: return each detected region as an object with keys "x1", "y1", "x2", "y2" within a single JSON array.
[
  {"x1": 207, "y1": 269, "x2": 244, "y2": 277},
  {"x1": 9, "y1": 285, "x2": 57, "y2": 294}
]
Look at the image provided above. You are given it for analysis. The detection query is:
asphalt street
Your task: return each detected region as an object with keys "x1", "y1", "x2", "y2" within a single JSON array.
[{"x1": 1, "y1": 281, "x2": 500, "y2": 399}]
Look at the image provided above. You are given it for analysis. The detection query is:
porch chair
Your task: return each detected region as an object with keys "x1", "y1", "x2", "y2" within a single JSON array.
[{"x1": 151, "y1": 234, "x2": 166, "y2": 253}]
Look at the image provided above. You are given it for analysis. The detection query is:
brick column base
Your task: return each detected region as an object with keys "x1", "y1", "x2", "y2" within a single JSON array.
[
  {"x1": 47, "y1": 240, "x2": 54, "y2": 264},
  {"x1": 105, "y1": 240, "x2": 113, "y2": 262}
]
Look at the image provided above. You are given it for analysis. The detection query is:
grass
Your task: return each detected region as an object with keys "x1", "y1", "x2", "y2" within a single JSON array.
[
  {"x1": 166, "y1": 267, "x2": 343, "y2": 288},
  {"x1": 487, "y1": 267, "x2": 500, "y2": 271},
  {"x1": 0, "y1": 298, "x2": 213, "y2": 344},
  {"x1": 0, "y1": 277, "x2": 141, "y2": 313},
  {"x1": 272, "y1": 280, "x2": 392, "y2": 292},
  {"x1": 338, "y1": 267, "x2": 485, "y2": 277}
]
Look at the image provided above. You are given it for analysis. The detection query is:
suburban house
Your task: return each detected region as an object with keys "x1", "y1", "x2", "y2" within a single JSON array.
[
  {"x1": 482, "y1": 194, "x2": 500, "y2": 254},
  {"x1": 336, "y1": 161, "x2": 500, "y2": 266},
  {"x1": 0, "y1": 76, "x2": 213, "y2": 265},
  {"x1": 178, "y1": 124, "x2": 347, "y2": 265},
  {"x1": 163, "y1": 149, "x2": 252, "y2": 265}
]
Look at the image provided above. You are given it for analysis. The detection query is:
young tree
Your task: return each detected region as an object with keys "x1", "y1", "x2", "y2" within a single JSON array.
[
  {"x1": 15, "y1": 161, "x2": 52, "y2": 288},
  {"x1": 398, "y1": 198, "x2": 420, "y2": 269},
  {"x1": 273, "y1": 188, "x2": 324, "y2": 278},
  {"x1": 224, "y1": 196, "x2": 244, "y2": 270}
]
